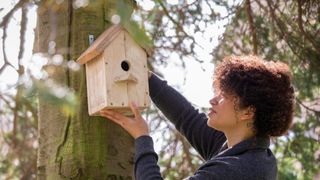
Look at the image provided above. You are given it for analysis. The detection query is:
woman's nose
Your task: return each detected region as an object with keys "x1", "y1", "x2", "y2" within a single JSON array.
[{"x1": 209, "y1": 96, "x2": 219, "y2": 105}]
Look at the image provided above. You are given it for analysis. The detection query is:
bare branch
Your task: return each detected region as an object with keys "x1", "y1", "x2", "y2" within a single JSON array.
[
  {"x1": 0, "y1": 25, "x2": 17, "y2": 74},
  {"x1": 297, "y1": 0, "x2": 320, "y2": 53},
  {"x1": 12, "y1": 6, "x2": 28, "y2": 148},
  {"x1": 0, "y1": 0, "x2": 28, "y2": 27},
  {"x1": 245, "y1": 0, "x2": 258, "y2": 54},
  {"x1": 296, "y1": 97, "x2": 320, "y2": 114},
  {"x1": 177, "y1": 132, "x2": 196, "y2": 173},
  {"x1": 162, "y1": 137, "x2": 178, "y2": 177},
  {"x1": 18, "y1": 6, "x2": 28, "y2": 62},
  {"x1": 265, "y1": 0, "x2": 320, "y2": 70},
  {"x1": 0, "y1": 0, "x2": 30, "y2": 75},
  {"x1": 155, "y1": 0, "x2": 206, "y2": 55},
  {"x1": 0, "y1": 94, "x2": 14, "y2": 109}
]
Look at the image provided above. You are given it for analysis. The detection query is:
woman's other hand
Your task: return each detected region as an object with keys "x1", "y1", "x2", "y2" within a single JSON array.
[{"x1": 100, "y1": 102, "x2": 149, "y2": 139}]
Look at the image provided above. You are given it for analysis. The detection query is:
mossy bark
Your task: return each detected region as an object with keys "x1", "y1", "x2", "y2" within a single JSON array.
[{"x1": 34, "y1": 1, "x2": 135, "y2": 179}]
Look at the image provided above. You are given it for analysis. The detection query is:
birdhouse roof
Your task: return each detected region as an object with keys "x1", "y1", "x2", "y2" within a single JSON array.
[{"x1": 77, "y1": 25, "x2": 150, "y2": 65}]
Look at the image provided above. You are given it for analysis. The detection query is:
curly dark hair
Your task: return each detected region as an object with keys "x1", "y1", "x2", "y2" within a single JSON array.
[{"x1": 213, "y1": 56, "x2": 295, "y2": 137}]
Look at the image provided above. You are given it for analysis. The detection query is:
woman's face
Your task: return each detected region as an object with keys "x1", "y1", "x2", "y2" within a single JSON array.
[{"x1": 207, "y1": 92, "x2": 239, "y2": 132}]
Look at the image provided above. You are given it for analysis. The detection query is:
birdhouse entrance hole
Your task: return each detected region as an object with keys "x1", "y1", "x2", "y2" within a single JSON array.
[{"x1": 121, "y1": 60, "x2": 130, "y2": 71}]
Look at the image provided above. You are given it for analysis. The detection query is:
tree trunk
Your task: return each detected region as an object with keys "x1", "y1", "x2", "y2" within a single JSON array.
[{"x1": 34, "y1": 0, "x2": 135, "y2": 179}]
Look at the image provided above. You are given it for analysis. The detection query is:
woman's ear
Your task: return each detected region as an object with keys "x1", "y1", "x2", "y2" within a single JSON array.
[{"x1": 239, "y1": 106, "x2": 255, "y2": 121}]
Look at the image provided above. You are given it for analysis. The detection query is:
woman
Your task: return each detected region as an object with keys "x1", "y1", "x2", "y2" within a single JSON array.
[{"x1": 100, "y1": 55, "x2": 295, "y2": 180}]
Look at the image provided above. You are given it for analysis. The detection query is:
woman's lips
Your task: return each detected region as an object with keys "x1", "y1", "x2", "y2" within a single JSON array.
[{"x1": 209, "y1": 108, "x2": 216, "y2": 114}]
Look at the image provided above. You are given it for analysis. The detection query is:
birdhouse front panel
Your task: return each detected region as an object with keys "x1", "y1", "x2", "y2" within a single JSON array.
[
  {"x1": 104, "y1": 31, "x2": 129, "y2": 109},
  {"x1": 103, "y1": 31, "x2": 150, "y2": 113},
  {"x1": 124, "y1": 31, "x2": 150, "y2": 109}
]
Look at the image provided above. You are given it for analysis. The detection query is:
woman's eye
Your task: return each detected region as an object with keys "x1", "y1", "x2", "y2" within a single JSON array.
[{"x1": 218, "y1": 98, "x2": 224, "y2": 104}]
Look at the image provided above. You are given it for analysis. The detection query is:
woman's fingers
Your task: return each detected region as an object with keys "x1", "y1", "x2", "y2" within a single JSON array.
[
  {"x1": 100, "y1": 105, "x2": 149, "y2": 139},
  {"x1": 100, "y1": 110, "x2": 129, "y2": 126},
  {"x1": 103, "y1": 110, "x2": 125, "y2": 120},
  {"x1": 130, "y1": 101, "x2": 142, "y2": 120},
  {"x1": 100, "y1": 111, "x2": 120, "y2": 125}
]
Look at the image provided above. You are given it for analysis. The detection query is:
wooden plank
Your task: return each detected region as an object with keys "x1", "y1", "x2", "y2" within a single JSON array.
[
  {"x1": 124, "y1": 31, "x2": 150, "y2": 110},
  {"x1": 104, "y1": 31, "x2": 129, "y2": 109},
  {"x1": 86, "y1": 55, "x2": 107, "y2": 115}
]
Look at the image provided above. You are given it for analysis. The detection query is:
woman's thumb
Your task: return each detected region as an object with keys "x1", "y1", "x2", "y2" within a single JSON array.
[{"x1": 130, "y1": 101, "x2": 140, "y2": 118}]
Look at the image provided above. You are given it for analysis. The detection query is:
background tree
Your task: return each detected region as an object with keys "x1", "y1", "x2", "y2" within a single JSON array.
[{"x1": 34, "y1": 0, "x2": 143, "y2": 179}]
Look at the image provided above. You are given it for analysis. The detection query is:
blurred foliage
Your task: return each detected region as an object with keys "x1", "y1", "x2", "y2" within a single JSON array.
[
  {"x1": 0, "y1": 0, "x2": 319, "y2": 179},
  {"x1": 116, "y1": 0, "x2": 153, "y2": 49},
  {"x1": 0, "y1": 87, "x2": 38, "y2": 180}
]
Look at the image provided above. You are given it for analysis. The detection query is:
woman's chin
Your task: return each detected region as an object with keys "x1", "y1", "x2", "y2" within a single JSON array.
[
  {"x1": 207, "y1": 116, "x2": 223, "y2": 130},
  {"x1": 207, "y1": 117, "x2": 216, "y2": 128}
]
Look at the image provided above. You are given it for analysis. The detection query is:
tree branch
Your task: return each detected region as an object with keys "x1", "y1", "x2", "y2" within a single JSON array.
[
  {"x1": 296, "y1": 97, "x2": 320, "y2": 114},
  {"x1": 265, "y1": 1, "x2": 305, "y2": 57},
  {"x1": 155, "y1": 0, "x2": 206, "y2": 54},
  {"x1": 12, "y1": 5, "x2": 28, "y2": 148},
  {"x1": 245, "y1": 0, "x2": 258, "y2": 54},
  {"x1": 0, "y1": 0, "x2": 30, "y2": 74},
  {"x1": 297, "y1": 0, "x2": 320, "y2": 53},
  {"x1": 177, "y1": 132, "x2": 195, "y2": 173},
  {"x1": 0, "y1": 0, "x2": 28, "y2": 27},
  {"x1": 0, "y1": 25, "x2": 17, "y2": 74}
]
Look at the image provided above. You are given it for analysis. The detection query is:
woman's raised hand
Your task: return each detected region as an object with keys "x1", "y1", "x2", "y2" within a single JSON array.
[{"x1": 100, "y1": 102, "x2": 149, "y2": 139}]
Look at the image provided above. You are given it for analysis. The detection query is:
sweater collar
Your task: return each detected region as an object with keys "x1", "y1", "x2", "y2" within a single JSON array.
[{"x1": 215, "y1": 136, "x2": 270, "y2": 158}]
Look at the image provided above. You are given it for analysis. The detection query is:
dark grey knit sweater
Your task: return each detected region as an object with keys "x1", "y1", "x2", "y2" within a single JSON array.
[{"x1": 134, "y1": 74, "x2": 277, "y2": 180}]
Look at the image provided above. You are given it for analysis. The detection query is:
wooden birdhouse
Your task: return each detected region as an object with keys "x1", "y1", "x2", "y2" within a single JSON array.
[{"x1": 77, "y1": 25, "x2": 150, "y2": 116}]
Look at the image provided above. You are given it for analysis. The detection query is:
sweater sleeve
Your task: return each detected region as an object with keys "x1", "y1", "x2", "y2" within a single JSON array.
[
  {"x1": 149, "y1": 74, "x2": 226, "y2": 160},
  {"x1": 134, "y1": 135, "x2": 163, "y2": 180},
  {"x1": 186, "y1": 160, "x2": 240, "y2": 180}
]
